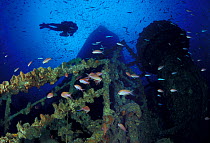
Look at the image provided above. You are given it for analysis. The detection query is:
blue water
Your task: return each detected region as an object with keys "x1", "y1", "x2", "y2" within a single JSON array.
[{"x1": 1, "y1": 0, "x2": 209, "y2": 82}]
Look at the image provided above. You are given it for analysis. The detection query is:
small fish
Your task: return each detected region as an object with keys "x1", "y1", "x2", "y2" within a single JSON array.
[
  {"x1": 27, "y1": 61, "x2": 33, "y2": 67},
  {"x1": 89, "y1": 74, "x2": 102, "y2": 81},
  {"x1": 95, "y1": 41, "x2": 101, "y2": 44},
  {"x1": 116, "y1": 42, "x2": 124, "y2": 46},
  {"x1": 88, "y1": 75, "x2": 102, "y2": 84},
  {"x1": 37, "y1": 57, "x2": 44, "y2": 59},
  {"x1": 197, "y1": 59, "x2": 202, "y2": 62},
  {"x1": 157, "y1": 89, "x2": 164, "y2": 93},
  {"x1": 201, "y1": 30, "x2": 207, "y2": 32},
  {"x1": 92, "y1": 41, "x2": 101, "y2": 45},
  {"x1": 92, "y1": 50, "x2": 103, "y2": 54},
  {"x1": 118, "y1": 123, "x2": 127, "y2": 132},
  {"x1": 105, "y1": 35, "x2": 113, "y2": 38},
  {"x1": 145, "y1": 74, "x2": 151, "y2": 77},
  {"x1": 144, "y1": 39, "x2": 150, "y2": 42},
  {"x1": 183, "y1": 48, "x2": 188, "y2": 50},
  {"x1": 170, "y1": 89, "x2": 177, "y2": 92},
  {"x1": 14, "y1": 68, "x2": 19, "y2": 72},
  {"x1": 201, "y1": 68, "x2": 206, "y2": 71},
  {"x1": 158, "y1": 103, "x2": 163, "y2": 106},
  {"x1": 171, "y1": 72, "x2": 177, "y2": 75},
  {"x1": 158, "y1": 66, "x2": 164, "y2": 70},
  {"x1": 5, "y1": 55, "x2": 8, "y2": 57},
  {"x1": 94, "y1": 78, "x2": 102, "y2": 85},
  {"x1": 47, "y1": 92, "x2": 54, "y2": 98},
  {"x1": 61, "y1": 92, "x2": 72, "y2": 99},
  {"x1": 95, "y1": 72, "x2": 103, "y2": 76},
  {"x1": 158, "y1": 78, "x2": 165, "y2": 81},
  {"x1": 186, "y1": 9, "x2": 192, "y2": 12},
  {"x1": 177, "y1": 57, "x2": 181, "y2": 61},
  {"x1": 118, "y1": 90, "x2": 133, "y2": 96},
  {"x1": 186, "y1": 31, "x2": 191, "y2": 33},
  {"x1": 79, "y1": 78, "x2": 90, "y2": 84},
  {"x1": 77, "y1": 106, "x2": 90, "y2": 113},
  {"x1": 157, "y1": 94, "x2": 161, "y2": 97},
  {"x1": 204, "y1": 117, "x2": 210, "y2": 120},
  {"x1": 74, "y1": 84, "x2": 84, "y2": 91},
  {"x1": 42, "y1": 58, "x2": 52, "y2": 64},
  {"x1": 130, "y1": 74, "x2": 139, "y2": 78},
  {"x1": 186, "y1": 35, "x2": 192, "y2": 38},
  {"x1": 126, "y1": 72, "x2": 131, "y2": 77}
]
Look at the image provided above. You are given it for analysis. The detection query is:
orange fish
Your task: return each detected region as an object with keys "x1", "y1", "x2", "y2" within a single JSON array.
[
  {"x1": 79, "y1": 78, "x2": 90, "y2": 84},
  {"x1": 27, "y1": 61, "x2": 33, "y2": 67},
  {"x1": 118, "y1": 123, "x2": 127, "y2": 132},
  {"x1": 89, "y1": 74, "x2": 101, "y2": 80},
  {"x1": 77, "y1": 106, "x2": 90, "y2": 113},
  {"x1": 87, "y1": 72, "x2": 103, "y2": 84},
  {"x1": 96, "y1": 72, "x2": 103, "y2": 76},
  {"x1": 94, "y1": 78, "x2": 102, "y2": 85},
  {"x1": 61, "y1": 92, "x2": 72, "y2": 99},
  {"x1": 130, "y1": 74, "x2": 139, "y2": 78},
  {"x1": 88, "y1": 72, "x2": 96, "y2": 77},
  {"x1": 102, "y1": 123, "x2": 108, "y2": 135},
  {"x1": 126, "y1": 72, "x2": 131, "y2": 77},
  {"x1": 42, "y1": 58, "x2": 52, "y2": 64},
  {"x1": 47, "y1": 92, "x2": 54, "y2": 98},
  {"x1": 74, "y1": 84, "x2": 84, "y2": 91},
  {"x1": 118, "y1": 90, "x2": 133, "y2": 96},
  {"x1": 92, "y1": 50, "x2": 103, "y2": 54}
]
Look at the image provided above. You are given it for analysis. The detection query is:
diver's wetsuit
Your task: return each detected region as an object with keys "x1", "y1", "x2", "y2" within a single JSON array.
[{"x1": 39, "y1": 21, "x2": 78, "y2": 37}]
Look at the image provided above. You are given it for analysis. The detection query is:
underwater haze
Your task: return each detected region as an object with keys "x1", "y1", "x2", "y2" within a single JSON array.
[{"x1": 0, "y1": 0, "x2": 210, "y2": 143}]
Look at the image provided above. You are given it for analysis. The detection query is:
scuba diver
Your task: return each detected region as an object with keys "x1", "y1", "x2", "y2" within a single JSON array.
[{"x1": 39, "y1": 21, "x2": 78, "y2": 37}]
